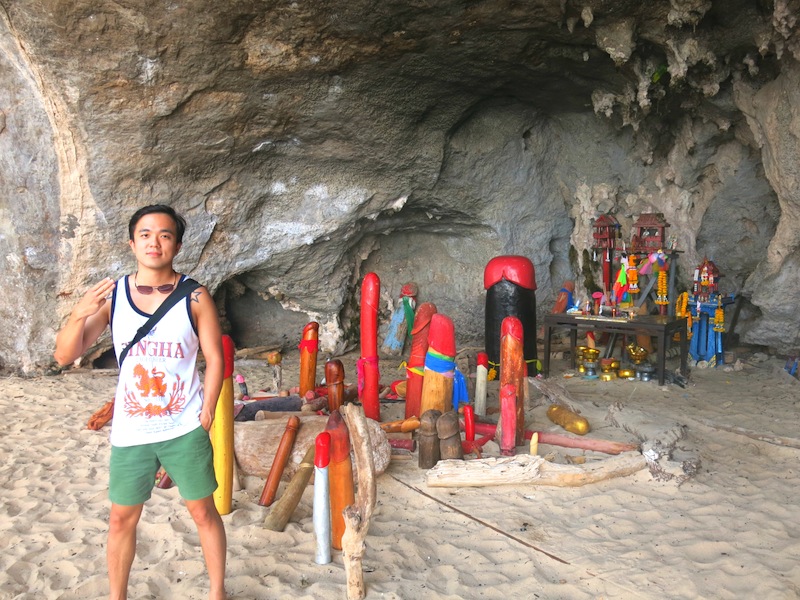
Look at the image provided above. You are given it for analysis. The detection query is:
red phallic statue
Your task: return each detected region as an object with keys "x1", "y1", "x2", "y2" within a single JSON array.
[
  {"x1": 258, "y1": 415, "x2": 301, "y2": 507},
  {"x1": 419, "y1": 313, "x2": 457, "y2": 416},
  {"x1": 484, "y1": 255, "x2": 537, "y2": 376},
  {"x1": 497, "y1": 383, "x2": 517, "y2": 456},
  {"x1": 358, "y1": 273, "x2": 381, "y2": 421},
  {"x1": 325, "y1": 410, "x2": 355, "y2": 550},
  {"x1": 404, "y1": 302, "x2": 437, "y2": 419},
  {"x1": 499, "y1": 316, "x2": 526, "y2": 446},
  {"x1": 299, "y1": 322, "x2": 319, "y2": 398},
  {"x1": 325, "y1": 359, "x2": 345, "y2": 413}
]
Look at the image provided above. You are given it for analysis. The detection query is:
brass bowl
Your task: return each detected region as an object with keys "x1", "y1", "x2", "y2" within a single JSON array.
[
  {"x1": 583, "y1": 348, "x2": 600, "y2": 362},
  {"x1": 600, "y1": 371, "x2": 617, "y2": 382},
  {"x1": 599, "y1": 358, "x2": 616, "y2": 373},
  {"x1": 575, "y1": 345, "x2": 588, "y2": 360},
  {"x1": 626, "y1": 344, "x2": 649, "y2": 364},
  {"x1": 618, "y1": 368, "x2": 636, "y2": 379}
]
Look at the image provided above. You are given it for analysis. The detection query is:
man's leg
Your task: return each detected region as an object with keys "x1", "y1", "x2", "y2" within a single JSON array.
[
  {"x1": 107, "y1": 502, "x2": 143, "y2": 600},
  {"x1": 186, "y1": 495, "x2": 227, "y2": 600}
]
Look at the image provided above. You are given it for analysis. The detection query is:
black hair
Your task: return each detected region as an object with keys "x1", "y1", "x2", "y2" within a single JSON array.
[{"x1": 128, "y1": 205, "x2": 186, "y2": 243}]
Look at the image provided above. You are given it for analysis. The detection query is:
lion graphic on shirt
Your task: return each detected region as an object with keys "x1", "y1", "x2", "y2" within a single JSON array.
[
  {"x1": 133, "y1": 364, "x2": 168, "y2": 397},
  {"x1": 124, "y1": 365, "x2": 186, "y2": 418}
]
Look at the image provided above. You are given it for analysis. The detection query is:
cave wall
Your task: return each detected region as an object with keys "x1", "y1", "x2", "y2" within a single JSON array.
[{"x1": 0, "y1": 0, "x2": 799, "y2": 373}]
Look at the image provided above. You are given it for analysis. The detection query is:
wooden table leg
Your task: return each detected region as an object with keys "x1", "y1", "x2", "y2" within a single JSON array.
[
  {"x1": 679, "y1": 322, "x2": 688, "y2": 376},
  {"x1": 543, "y1": 324, "x2": 552, "y2": 378},
  {"x1": 656, "y1": 331, "x2": 667, "y2": 385},
  {"x1": 569, "y1": 328, "x2": 578, "y2": 369}
]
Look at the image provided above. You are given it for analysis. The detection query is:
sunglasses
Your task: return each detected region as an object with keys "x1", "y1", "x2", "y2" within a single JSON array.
[{"x1": 134, "y1": 273, "x2": 176, "y2": 295}]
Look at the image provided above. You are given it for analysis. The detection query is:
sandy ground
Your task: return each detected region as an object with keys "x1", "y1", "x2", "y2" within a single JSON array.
[{"x1": 2, "y1": 344, "x2": 800, "y2": 600}]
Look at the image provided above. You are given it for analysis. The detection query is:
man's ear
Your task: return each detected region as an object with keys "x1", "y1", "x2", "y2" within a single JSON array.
[
  {"x1": 129, "y1": 239, "x2": 135, "y2": 252},
  {"x1": 176, "y1": 242, "x2": 182, "y2": 254}
]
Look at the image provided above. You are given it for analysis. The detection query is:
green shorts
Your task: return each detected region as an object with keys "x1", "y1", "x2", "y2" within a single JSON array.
[{"x1": 109, "y1": 426, "x2": 217, "y2": 506}]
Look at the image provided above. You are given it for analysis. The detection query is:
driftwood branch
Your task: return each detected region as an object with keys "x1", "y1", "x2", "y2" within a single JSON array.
[
  {"x1": 426, "y1": 451, "x2": 646, "y2": 488},
  {"x1": 340, "y1": 404, "x2": 377, "y2": 600}
]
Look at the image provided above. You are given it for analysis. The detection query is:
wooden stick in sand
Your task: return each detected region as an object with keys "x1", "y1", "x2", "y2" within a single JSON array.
[
  {"x1": 359, "y1": 272, "x2": 381, "y2": 421},
  {"x1": 258, "y1": 415, "x2": 301, "y2": 507},
  {"x1": 263, "y1": 444, "x2": 315, "y2": 531},
  {"x1": 299, "y1": 322, "x2": 319, "y2": 397},
  {"x1": 325, "y1": 359, "x2": 345, "y2": 413},
  {"x1": 341, "y1": 403, "x2": 378, "y2": 600},
  {"x1": 404, "y1": 302, "x2": 437, "y2": 419}
]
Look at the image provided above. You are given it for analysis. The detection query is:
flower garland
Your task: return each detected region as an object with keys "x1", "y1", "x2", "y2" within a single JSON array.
[
  {"x1": 713, "y1": 298, "x2": 725, "y2": 332},
  {"x1": 655, "y1": 269, "x2": 669, "y2": 305},
  {"x1": 627, "y1": 254, "x2": 639, "y2": 293},
  {"x1": 674, "y1": 291, "x2": 693, "y2": 341}
]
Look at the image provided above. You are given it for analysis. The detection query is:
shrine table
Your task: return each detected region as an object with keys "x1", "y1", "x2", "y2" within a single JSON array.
[{"x1": 542, "y1": 313, "x2": 688, "y2": 386}]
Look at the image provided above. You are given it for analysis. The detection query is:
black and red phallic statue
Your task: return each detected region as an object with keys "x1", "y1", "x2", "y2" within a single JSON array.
[{"x1": 484, "y1": 255, "x2": 537, "y2": 375}]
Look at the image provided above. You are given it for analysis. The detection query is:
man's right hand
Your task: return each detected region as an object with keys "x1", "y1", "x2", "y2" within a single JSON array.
[
  {"x1": 54, "y1": 277, "x2": 115, "y2": 366},
  {"x1": 72, "y1": 277, "x2": 116, "y2": 320}
]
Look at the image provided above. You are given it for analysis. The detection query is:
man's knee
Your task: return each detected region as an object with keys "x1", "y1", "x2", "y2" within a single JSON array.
[
  {"x1": 109, "y1": 504, "x2": 143, "y2": 533},
  {"x1": 186, "y1": 497, "x2": 220, "y2": 529}
]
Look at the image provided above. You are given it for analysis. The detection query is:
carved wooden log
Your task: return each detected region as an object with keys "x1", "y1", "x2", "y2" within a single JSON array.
[
  {"x1": 340, "y1": 404, "x2": 377, "y2": 600},
  {"x1": 496, "y1": 383, "x2": 517, "y2": 456},
  {"x1": 474, "y1": 352, "x2": 488, "y2": 417},
  {"x1": 299, "y1": 322, "x2": 320, "y2": 397},
  {"x1": 426, "y1": 451, "x2": 647, "y2": 487},
  {"x1": 418, "y1": 409, "x2": 442, "y2": 469},
  {"x1": 359, "y1": 272, "x2": 381, "y2": 421},
  {"x1": 210, "y1": 334, "x2": 236, "y2": 515},
  {"x1": 419, "y1": 314, "x2": 456, "y2": 415},
  {"x1": 325, "y1": 359, "x2": 345, "y2": 412},
  {"x1": 404, "y1": 302, "x2": 437, "y2": 419},
  {"x1": 267, "y1": 350, "x2": 283, "y2": 393},
  {"x1": 263, "y1": 445, "x2": 315, "y2": 531},
  {"x1": 258, "y1": 415, "x2": 301, "y2": 507},
  {"x1": 437, "y1": 410, "x2": 464, "y2": 460},
  {"x1": 380, "y1": 416, "x2": 420, "y2": 434},
  {"x1": 499, "y1": 316, "x2": 526, "y2": 446},
  {"x1": 326, "y1": 410, "x2": 355, "y2": 550},
  {"x1": 313, "y1": 432, "x2": 332, "y2": 564},
  {"x1": 472, "y1": 421, "x2": 638, "y2": 455},
  {"x1": 236, "y1": 396, "x2": 303, "y2": 420}
]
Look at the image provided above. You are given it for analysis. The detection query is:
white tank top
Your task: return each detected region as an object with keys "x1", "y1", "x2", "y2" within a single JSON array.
[{"x1": 109, "y1": 274, "x2": 204, "y2": 447}]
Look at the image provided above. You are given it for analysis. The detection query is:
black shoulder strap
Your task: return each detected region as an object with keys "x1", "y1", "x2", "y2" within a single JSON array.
[{"x1": 117, "y1": 278, "x2": 201, "y2": 367}]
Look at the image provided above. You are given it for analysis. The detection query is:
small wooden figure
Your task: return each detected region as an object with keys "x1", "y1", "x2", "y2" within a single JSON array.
[{"x1": 418, "y1": 409, "x2": 442, "y2": 469}]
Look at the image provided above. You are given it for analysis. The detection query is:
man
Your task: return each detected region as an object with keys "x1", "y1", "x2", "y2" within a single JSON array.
[{"x1": 54, "y1": 205, "x2": 227, "y2": 600}]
